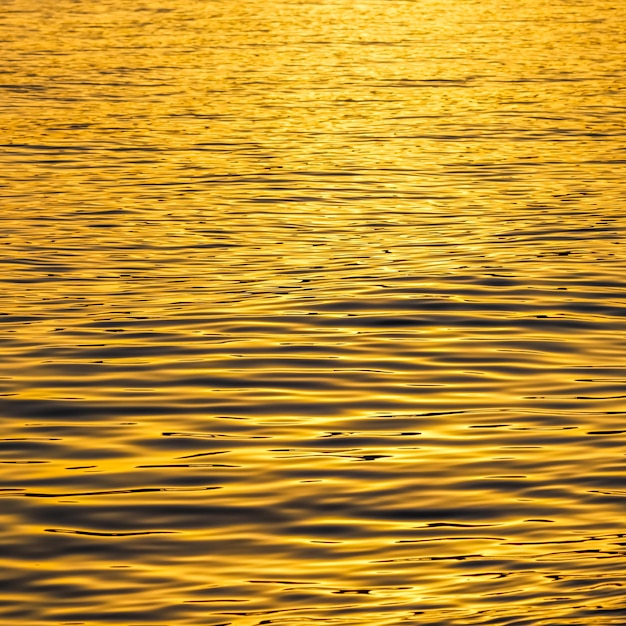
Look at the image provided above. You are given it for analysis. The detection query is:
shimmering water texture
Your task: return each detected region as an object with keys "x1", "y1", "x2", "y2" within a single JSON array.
[{"x1": 1, "y1": 0, "x2": 626, "y2": 624}]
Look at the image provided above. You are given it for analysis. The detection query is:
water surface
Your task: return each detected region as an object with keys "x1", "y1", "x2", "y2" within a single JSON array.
[{"x1": 1, "y1": 0, "x2": 626, "y2": 624}]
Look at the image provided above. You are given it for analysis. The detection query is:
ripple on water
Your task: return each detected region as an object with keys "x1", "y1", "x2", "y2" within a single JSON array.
[{"x1": 1, "y1": 0, "x2": 626, "y2": 624}]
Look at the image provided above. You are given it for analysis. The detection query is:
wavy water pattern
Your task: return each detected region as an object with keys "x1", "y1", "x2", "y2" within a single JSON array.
[{"x1": 1, "y1": 0, "x2": 626, "y2": 624}]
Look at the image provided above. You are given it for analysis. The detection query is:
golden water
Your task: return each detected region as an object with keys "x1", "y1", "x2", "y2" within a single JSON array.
[{"x1": 1, "y1": 0, "x2": 626, "y2": 624}]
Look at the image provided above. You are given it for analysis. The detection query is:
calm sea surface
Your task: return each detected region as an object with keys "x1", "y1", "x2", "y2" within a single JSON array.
[{"x1": 1, "y1": 0, "x2": 626, "y2": 624}]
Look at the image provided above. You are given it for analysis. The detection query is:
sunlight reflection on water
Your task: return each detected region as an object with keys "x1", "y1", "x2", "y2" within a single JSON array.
[{"x1": 1, "y1": 0, "x2": 626, "y2": 624}]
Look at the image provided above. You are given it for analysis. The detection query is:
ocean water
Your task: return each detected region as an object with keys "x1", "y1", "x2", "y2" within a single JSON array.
[{"x1": 1, "y1": 0, "x2": 626, "y2": 624}]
